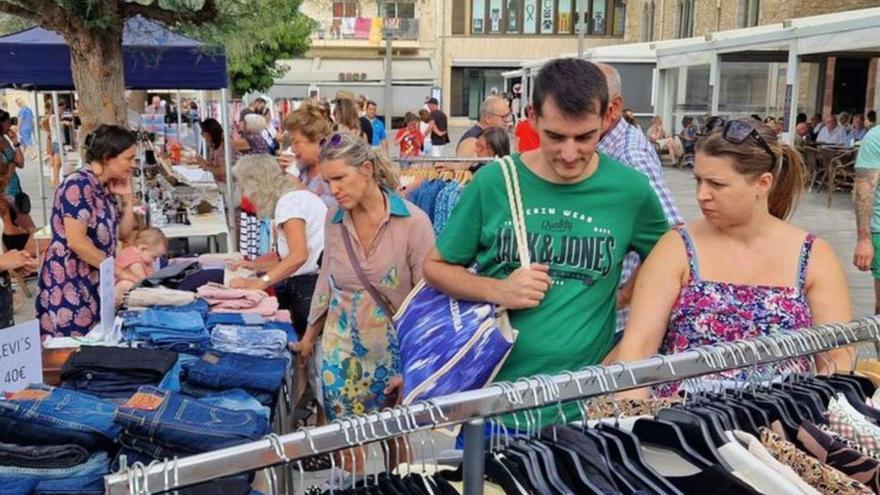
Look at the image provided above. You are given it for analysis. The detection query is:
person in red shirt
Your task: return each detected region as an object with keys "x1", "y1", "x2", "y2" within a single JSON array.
[
  {"x1": 515, "y1": 104, "x2": 540, "y2": 152},
  {"x1": 395, "y1": 112, "x2": 423, "y2": 158}
]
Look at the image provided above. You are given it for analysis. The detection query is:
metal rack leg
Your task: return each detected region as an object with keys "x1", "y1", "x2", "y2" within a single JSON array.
[{"x1": 462, "y1": 419, "x2": 485, "y2": 495}]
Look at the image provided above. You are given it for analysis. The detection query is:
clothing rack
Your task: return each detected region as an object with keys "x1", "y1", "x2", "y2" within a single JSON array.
[{"x1": 104, "y1": 316, "x2": 880, "y2": 495}]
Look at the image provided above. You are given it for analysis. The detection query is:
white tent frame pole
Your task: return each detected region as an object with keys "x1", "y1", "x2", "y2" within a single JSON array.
[
  {"x1": 219, "y1": 87, "x2": 234, "y2": 245},
  {"x1": 50, "y1": 92, "x2": 66, "y2": 174},
  {"x1": 176, "y1": 89, "x2": 183, "y2": 147},
  {"x1": 199, "y1": 90, "x2": 207, "y2": 158},
  {"x1": 32, "y1": 90, "x2": 47, "y2": 226}
]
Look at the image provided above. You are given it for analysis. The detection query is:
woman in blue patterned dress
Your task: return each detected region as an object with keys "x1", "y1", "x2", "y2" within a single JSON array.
[{"x1": 36, "y1": 125, "x2": 137, "y2": 338}]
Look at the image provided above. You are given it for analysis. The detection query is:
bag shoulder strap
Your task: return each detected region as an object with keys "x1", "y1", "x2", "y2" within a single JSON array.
[
  {"x1": 339, "y1": 223, "x2": 396, "y2": 317},
  {"x1": 499, "y1": 155, "x2": 530, "y2": 268}
]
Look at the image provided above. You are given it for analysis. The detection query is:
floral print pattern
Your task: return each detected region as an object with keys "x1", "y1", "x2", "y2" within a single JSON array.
[
  {"x1": 657, "y1": 228, "x2": 814, "y2": 397},
  {"x1": 36, "y1": 169, "x2": 118, "y2": 338}
]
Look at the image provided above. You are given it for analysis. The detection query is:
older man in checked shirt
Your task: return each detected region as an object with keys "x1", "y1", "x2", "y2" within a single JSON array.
[{"x1": 596, "y1": 63, "x2": 684, "y2": 339}]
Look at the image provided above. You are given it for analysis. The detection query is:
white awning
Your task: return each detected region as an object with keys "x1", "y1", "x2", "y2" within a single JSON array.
[{"x1": 656, "y1": 7, "x2": 880, "y2": 69}]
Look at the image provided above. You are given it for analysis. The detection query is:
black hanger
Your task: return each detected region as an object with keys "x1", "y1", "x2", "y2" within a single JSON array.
[
  {"x1": 839, "y1": 372, "x2": 877, "y2": 397},
  {"x1": 656, "y1": 407, "x2": 732, "y2": 470},
  {"x1": 492, "y1": 452, "x2": 536, "y2": 494},
  {"x1": 712, "y1": 395, "x2": 760, "y2": 435},
  {"x1": 581, "y1": 428, "x2": 639, "y2": 494},
  {"x1": 506, "y1": 444, "x2": 554, "y2": 495},
  {"x1": 541, "y1": 440, "x2": 605, "y2": 495},
  {"x1": 738, "y1": 390, "x2": 799, "y2": 439},
  {"x1": 631, "y1": 418, "x2": 713, "y2": 470},
  {"x1": 723, "y1": 391, "x2": 771, "y2": 429},
  {"x1": 526, "y1": 437, "x2": 575, "y2": 494},
  {"x1": 597, "y1": 423, "x2": 685, "y2": 495}
]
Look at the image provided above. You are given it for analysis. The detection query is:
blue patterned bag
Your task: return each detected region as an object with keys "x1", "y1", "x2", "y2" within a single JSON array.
[{"x1": 396, "y1": 156, "x2": 527, "y2": 404}]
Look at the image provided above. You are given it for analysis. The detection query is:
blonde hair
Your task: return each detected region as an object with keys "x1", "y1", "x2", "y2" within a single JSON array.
[
  {"x1": 319, "y1": 132, "x2": 400, "y2": 190},
  {"x1": 135, "y1": 227, "x2": 168, "y2": 249},
  {"x1": 243, "y1": 113, "x2": 267, "y2": 135},
  {"x1": 232, "y1": 154, "x2": 301, "y2": 218},
  {"x1": 697, "y1": 119, "x2": 805, "y2": 220},
  {"x1": 283, "y1": 102, "x2": 332, "y2": 142}
]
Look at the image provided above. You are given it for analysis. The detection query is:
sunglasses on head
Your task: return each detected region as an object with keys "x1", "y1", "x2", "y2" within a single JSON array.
[
  {"x1": 707, "y1": 118, "x2": 777, "y2": 165},
  {"x1": 319, "y1": 133, "x2": 345, "y2": 149}
]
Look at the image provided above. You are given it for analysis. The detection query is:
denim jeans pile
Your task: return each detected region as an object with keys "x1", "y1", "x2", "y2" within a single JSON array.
[
  {"x1": 182, "y1": 350, "x2": 287, "y2": 407},
  {"x1": 122, "y1": 307, "x2": 210, "y2": 354},
  {"x1": 61, "y1": 346, "x2": 178, "y2": 400},
  {"x1": 211, "y1": 325, "x2": 290, "y2": 361},
  {"x1": 0, "y1": 385, "x2": 119, "y2": 494},
  {"x1": 114, "y1": 386, "x2": 270, "y2": 458},
  {"x1": 205, "y1": 313, "x2": 298, "y2": 342}
]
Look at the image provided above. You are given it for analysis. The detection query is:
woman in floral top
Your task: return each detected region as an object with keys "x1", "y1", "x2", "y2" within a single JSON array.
[
  {"x1": 610, "y1": 119, "x2": 853, "y2": 397},
  {"x1": 36, "y1": 125, "x2": 137, "y2": 338},
  {"x1": 293, "y1": 132, "x2": 434, "y2": 421}
]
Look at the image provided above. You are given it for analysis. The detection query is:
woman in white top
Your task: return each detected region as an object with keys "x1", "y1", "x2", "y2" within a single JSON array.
[{"x1": 229, "y1": 154, "x2": 327, "y2": 336}]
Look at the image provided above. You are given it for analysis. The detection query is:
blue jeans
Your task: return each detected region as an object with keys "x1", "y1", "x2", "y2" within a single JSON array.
[
  {"x1": 197, "y1": 389, "x2": 271, "y2": 421},
  {"x1": 158, "y1": 354, "x2": 200, "y2": 393},
  {"x1": 205, "y1": 314, "x2": 297, "y2": 343},
  {"x1": 0, "y1": 442, "x2": 89, "y2": 469},
  {"x1": 0, "y1": 385, "x2": 119, "y2": 451},
  {"x1": 180, "y1": 382, "x2": 276, "y2": 408},
  {"x1": 153, "y1": 298, "x2": 211, "y2": 317},
  {"x1": 122, "y1": 308, "x2": 205, "y2": 331},
  {"x1": 183, "y1": 350, "x2": 287, "y2": 394},
  {"x1": 0, "y1": 450, "x2": 109, "y2": 495},
  {"x1": 114, "y1": 386, "x2": 270, "y2": 453},
  {"x1": 211, "y1": 325, "x2": 289, "y2": 360}
]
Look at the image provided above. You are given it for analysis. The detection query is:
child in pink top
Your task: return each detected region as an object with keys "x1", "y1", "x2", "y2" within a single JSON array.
[{"x1": 115, "y1": 227, "x2": 168, "y2": 298}]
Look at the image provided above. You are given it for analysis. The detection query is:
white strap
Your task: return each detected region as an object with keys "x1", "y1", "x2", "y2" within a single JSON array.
[{"x1": 499, "y1": 155, "x2": 530, "y2": 268}]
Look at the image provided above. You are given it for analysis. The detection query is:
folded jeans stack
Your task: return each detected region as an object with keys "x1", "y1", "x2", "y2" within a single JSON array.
[
  {"x1": 0, "y1": 450, "x2": 110, "y2": 495},
  {"x1": 61, "y1": 346, "x2": 179, "y2": 400},
  {"x1": 206, "y1": 313, "x2": 298, "y2": 342},
  {"x1": 211, "y1": 325, "x2": 290, "y2": 361},
  {"x1": 114, "y1": 386, "x2": 270, "y2": 457},
  {"x1": 0, "y1": 384, "x2": 120, "y2": 452},
  {"x1": 0, "y1": 442, "x2": 89, "y2": 469},
  {"x1": 182, "y1": 350, "x2": 287, "y2": 406},
  {"x1": 122, "y1": 308, "x2": 210, "y2": 354}
]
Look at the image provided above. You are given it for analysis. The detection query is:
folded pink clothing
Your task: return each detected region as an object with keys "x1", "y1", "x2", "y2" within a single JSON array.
[
  {"x1": 197, "y1": 282, "x2": 266, "y2": 305},
  {"x1": 212, "y1": 296, "x2": 280, "y2": 316},
  {"x1": 269, "y1": 310, "x2": 292, "y2": 323}
]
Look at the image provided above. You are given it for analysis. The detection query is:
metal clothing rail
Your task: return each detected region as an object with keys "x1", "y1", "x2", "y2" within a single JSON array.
[{"x1": 105, "y1": 316, "x2": 880, "y2": 494}]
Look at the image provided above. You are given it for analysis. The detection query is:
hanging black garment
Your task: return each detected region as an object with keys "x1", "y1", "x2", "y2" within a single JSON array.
[{"x1": 666, "y1": 465, "x2": 762, "y2": 495}]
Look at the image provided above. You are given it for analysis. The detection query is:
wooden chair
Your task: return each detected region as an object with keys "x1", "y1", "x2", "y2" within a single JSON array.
[{"x1": 826, "y1": 148, "x2": 857, "y2": 208}]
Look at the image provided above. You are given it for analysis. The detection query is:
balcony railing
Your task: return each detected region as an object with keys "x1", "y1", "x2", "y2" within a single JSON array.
[{"x1": 312, "y1": 17, "x2": 419, "y2": 41}]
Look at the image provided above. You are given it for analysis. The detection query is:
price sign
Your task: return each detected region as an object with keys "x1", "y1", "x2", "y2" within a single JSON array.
[
  {"x1": 99, "y1": 257, "x2": 115, "y2": 333},
  {"x1": 0, "y1": 320, "x2": 42, "y2": 393}
]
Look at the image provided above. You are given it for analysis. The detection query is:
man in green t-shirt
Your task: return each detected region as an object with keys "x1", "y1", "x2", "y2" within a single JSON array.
[
  {"x1": 852, "y1": 125, "x2": 880, "y2": 314},
  {"x1": 423, "y1": 58, "x2": 670, "y2": 395}
]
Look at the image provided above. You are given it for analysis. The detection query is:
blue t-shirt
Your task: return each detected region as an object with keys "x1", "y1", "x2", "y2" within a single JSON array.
[{"x1": 371, "y1": 118, "x2": 387, "y2": 147}]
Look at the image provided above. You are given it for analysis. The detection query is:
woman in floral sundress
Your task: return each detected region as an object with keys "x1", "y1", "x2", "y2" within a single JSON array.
[
  {"x1": 610, "y1": 118, "x2": 854, "y2": 398},
  {"x1": 36, "y1": 125, "x2": 137, "y2": 338}
]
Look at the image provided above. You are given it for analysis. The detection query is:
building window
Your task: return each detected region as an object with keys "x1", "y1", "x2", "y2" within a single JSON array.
[
  {"x1": 641, "y1": 0, "x2": 655, "y2": 41},
  {"x1": 737, "y1": 0, "x2": 760, "y2": 28},
  {"x1": 467, "y1": 0, "x2": 624, "y2": 35},
  {"x1": 331, "y1": 1, "x2": 359, "y2": 39},
  {"x1": 451, "y1": 67, "x2": 513, "y2": 118},
  {"x1": 677, "y1": 0, "x2": 694, "y2": 38},
  {"x1": 382, "y1": 0, "x2": 416, "y2": 18}
]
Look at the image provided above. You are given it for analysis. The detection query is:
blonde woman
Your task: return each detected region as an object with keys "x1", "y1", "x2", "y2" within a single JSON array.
[
  {"x1": 229, "y1": 154, "x2": 327, "y2": 337},
  {"x1": 293, "y1": 132, "x2": 433, "y2": 420},
  {"x1": 647, "y1": 115, "x2": 682, "y2": 160},
  {"x1": 283, "y1": 103, "x2": 335, "y2": 206}
]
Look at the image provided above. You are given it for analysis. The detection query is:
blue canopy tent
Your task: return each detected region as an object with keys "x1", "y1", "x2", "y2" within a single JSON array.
[
  {"x1": 0, "y1": 15, "x2": 227, "y2": 90},
  {"x1": 0, "y1": 16, "x2": 234, "y2": 241}
]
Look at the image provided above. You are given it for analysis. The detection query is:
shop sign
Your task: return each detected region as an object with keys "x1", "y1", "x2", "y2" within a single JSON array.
[{"x1": 0, "y1": 320, "x2": 41, "y2": 393}]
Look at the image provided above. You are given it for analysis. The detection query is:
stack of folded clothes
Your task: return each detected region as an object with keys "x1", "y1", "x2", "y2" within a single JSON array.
[
  {"x1": 211, "y1": 325, "x2": 290, "y2": 361},
  {"x1": 121, "y1": 307, "x2": 210, "y2": 354},
  {"x1": 114, "y1": 386, "x2": 270, "y2": 461},
  {"x1": 197, "y1": 282, "x2": 291, "y2": 321},
  {"x1": 0, "y1": 385, "x2": 120, "y2": 494},
  {"x1": 182, "y1": 350, "x2": 287, "y2": 407},
  {"x1": 61, "y1": 346, "x2": 178, "y2": 401}
]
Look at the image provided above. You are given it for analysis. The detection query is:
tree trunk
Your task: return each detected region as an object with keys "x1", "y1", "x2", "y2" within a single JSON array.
[{"x1": 65, "y1": 25, "x2": 127, "y2": 140}]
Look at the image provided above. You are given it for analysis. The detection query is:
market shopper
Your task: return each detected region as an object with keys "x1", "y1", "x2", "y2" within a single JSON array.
[
  {"x1": 0, "y1": 110, "x2": 32, "y2": 233},
  {"x1": 36, "y1": 125, "x2": 137, "y2": 338},
  {"x1": 186, "y1": 118, "x2": 226, "y2": 183},
  {"x1": 228, "y1": 153, "x2": 327, "y2": 336},
  {"x1": 423, "y1": 58, "x2": 669, "y2": 425},
  {"x1": 0, "y1": 173, "x2": 36, "y2": 328},
  {"x1": 292, "y1": 131, "x2": 434, "y2": 423},
  {"x1": 610, "y1": 118, "x2": 854, "y2": 397},
  {"x1": 283, "y1": 102, "x2": 335, "y2": 207},
  {"x1": 238, "y1": 113, "x2": 271, "y2": 155}
]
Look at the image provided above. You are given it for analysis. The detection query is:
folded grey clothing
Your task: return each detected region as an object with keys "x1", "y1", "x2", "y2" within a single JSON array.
[{"x1": 127, "y1": 287, "x2": 195, "y2": 307}]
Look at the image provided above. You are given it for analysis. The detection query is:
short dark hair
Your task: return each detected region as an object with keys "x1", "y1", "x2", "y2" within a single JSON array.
[
  {"x1": 869, "y1": 110, "x2": 877, "y2": 120},
  {"x1": 404, "y1": 112, "x2": 419, "y2": 123},
  {"x1": 796, "y1": 112, "x2": 807, "y2": 124},
  {"x1": 750, "y1": 114, "x2": 761, "y2": 121},
  {"x1": 366, "y1": 100, "x2": 377, "y2": 109},
  {"x1": 426, "y1": 97, "x2": 439, "y2": 105},
  {"x1": 84, "y1": 124, "x2": 136, "y2": 163},
  {"x1": 532, "y1": 58, "x2": 607, "y2": 119},
  {"x1": 201, "y1": 118, "x2": 224, "y2": 149},
  {"x1": 478, "y1": 127, "x2": 510, "y2": 157}
]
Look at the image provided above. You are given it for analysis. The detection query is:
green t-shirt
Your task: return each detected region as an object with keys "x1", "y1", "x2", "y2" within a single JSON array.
[
  {"x1": 855, "y1": 126, "x2": 880, "y2": 233},
  {"x1": 437, "y1": 153, "x2": 669, "y2": 388}
]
